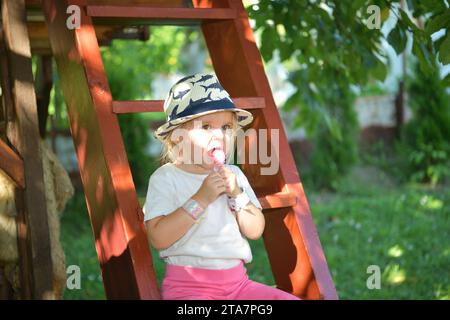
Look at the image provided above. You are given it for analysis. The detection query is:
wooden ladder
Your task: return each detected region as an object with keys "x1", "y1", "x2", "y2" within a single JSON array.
[{"x1": 41, "y1": 0, "x2": 338, "y2": 300}]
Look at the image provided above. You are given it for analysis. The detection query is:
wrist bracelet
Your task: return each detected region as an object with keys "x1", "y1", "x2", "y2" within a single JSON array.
[
  {"x1": 182, "y1": 198, "x2": 205, "y2": 220},
  {"x1": 228, "y1": 189, "x2": 250, "y2": 214}
]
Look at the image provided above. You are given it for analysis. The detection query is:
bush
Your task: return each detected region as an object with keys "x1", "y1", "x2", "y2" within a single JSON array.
[
  {"x1": 310, "y1": 82, "x2": 359, "y2": 190},
  {"x1": 401, "y1": 61, "x2": 450, "y2": 185}
]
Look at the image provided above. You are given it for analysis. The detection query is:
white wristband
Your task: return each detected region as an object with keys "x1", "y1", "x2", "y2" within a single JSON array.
[{"x1": 228, "y1": 190, "x2": 250, "y2": 214}]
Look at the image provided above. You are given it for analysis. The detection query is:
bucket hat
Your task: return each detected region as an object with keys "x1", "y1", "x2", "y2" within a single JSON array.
[{"x1": 154, "y1": 73, "x2": 254, "y2": 141}]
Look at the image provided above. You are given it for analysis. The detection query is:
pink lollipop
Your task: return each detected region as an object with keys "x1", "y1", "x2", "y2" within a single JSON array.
[{"x1": 209, "y1": 148, "x2": 225, "y2": 171}]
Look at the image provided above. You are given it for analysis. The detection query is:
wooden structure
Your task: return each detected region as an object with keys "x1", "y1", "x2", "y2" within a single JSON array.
[
  {"x1": 0, "y1": 0, "x2": 55, "y2": 299},
  {"x1": 1, "y1": 0, "x2": 338, "y2": 299}
]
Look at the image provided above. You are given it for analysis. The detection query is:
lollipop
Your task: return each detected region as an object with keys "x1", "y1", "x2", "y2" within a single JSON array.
[{"x1": 209, "y1": 148, "x2": 225, "y2": 172}]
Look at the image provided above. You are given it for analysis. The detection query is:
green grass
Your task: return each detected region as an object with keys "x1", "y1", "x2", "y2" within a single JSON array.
[
  {"x1": 309, "y1": 179, "x2": 450, "y2": 299},
  {"x1": 60, "y1": 169, "x2": 449, "y2": 300},
  {"x1": 60, "y1": 194, "x2": 105, "y2": 299}
]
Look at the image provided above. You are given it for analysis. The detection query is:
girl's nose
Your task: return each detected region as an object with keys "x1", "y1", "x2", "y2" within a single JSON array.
[{"x1": 210, "y1": 128, "x2": 224, "y2": 139}]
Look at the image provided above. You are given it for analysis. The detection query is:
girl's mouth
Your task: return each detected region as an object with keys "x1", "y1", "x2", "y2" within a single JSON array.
[{"x1": 208, "y1": 147, "x2": 225, "y2": 165}]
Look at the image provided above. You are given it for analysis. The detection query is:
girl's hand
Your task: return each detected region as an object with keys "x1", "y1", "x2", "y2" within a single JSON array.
[
  {"x1": 218, "y1": 166, "x2": 242, "y2": 197},
  {"x1": 192, "y1": 172, "x2": 226, "y2": 208}
]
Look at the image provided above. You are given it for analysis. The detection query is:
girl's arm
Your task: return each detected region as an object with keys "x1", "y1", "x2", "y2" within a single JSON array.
[
  {"x1": 233, "y1": 190, "x2": 265, "y2": 240},
  {"x1": 219, "y1": 166, "x2": 265, "y2": 240},
  {"x1": 145, "y1": 193, "x2": 206, "y2": 250}
]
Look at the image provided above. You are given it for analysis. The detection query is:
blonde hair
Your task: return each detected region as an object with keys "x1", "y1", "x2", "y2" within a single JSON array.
[{"x1": 158, "y1": 112, "x2": 239, "y2": 165}]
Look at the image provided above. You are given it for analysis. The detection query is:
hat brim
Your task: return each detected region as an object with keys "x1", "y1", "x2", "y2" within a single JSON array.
[{"x1": 154, "y1": 108, "x2": 254, "y2": 142}]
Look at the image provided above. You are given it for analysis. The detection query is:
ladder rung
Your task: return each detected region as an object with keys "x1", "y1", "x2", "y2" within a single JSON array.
[
  {"x1": 258, "y1": 192, "x2": 297, "y2": 209},
  {"x1": 113, "y1": 97, "x2": 265, "y2": 114},
  {"x1": 87, "y1": 6, "x2": 236, "y2": 22}
]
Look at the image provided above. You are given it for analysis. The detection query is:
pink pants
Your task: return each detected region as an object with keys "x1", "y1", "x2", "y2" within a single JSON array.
[{"x1": 161, "y1": 260, "x2": 300, "y2": 300}]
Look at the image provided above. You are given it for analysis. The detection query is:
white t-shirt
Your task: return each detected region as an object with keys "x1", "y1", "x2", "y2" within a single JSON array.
[{"x1": 143, "y1": 162, "x2": 263, "y2": 270}]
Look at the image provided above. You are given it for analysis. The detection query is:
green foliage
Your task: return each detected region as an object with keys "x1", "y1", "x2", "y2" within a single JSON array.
[
  {"x1": 248, "y1": 0, "x2": 390, "y2": 131},
  {"x1": 401, "y1": 61, "x2": 450, "y2": 185},
  {"x1": 387, "y1": 0, "x2": 449, "y2": 72},
  {"x1": 247, "y1": 1, "x2": 449, "y2": 188},
  {"x1": 248, "y1": 1, "x2": 390, "y2": 187},
  {"x1": 309, "y1": 75, "x2": 359, "y2": 190},
  {"x1": 101, "y1": 26, "x2": 201, "y2": 100},
  {"x1": 118, "y1": 114, "x2": 156, "y2": 190},
  {"x1": 100, "y1": 26, "x2": 202, "y2": 189},
  {"x1": 61, "y1": 193, "x2": 105, "y2": 299}
]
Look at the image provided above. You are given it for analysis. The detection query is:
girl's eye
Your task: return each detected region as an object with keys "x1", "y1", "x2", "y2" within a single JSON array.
[
  {"x1": 222, "y1": 124, "x2": 231, "y2": 130},
  {"x1": 202, "y1": 124, "x2": 211, "y2": 130}
]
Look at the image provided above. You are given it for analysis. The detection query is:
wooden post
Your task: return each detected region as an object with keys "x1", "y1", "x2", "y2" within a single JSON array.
[
  {"x1": 1, "y1": 0, "x2": 54, "y2": 299},
  {"x1": 0, "y1": 29, "x2": 33, "y2": 300},
  {"x1": 42, "y1": 0, "x2": 159, "y2": 299}
]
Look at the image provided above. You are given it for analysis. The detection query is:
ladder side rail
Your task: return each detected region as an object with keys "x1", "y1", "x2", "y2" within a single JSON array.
[{"x1": 42, "y1": 0, "x2": 159, "y2": 299}]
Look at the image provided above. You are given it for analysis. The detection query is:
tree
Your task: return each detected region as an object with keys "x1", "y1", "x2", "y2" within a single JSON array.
[
  {"x1": 402, "y1": 60, "x2": 450, "y2": 185},
  {"x1": 247, "y1": 0, "x2": 449, "y2": 188}
]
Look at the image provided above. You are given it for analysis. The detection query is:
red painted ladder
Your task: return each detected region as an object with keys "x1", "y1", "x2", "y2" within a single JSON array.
[{"x1": 42, "y1": 0, "x2": 338, "y2": 299}]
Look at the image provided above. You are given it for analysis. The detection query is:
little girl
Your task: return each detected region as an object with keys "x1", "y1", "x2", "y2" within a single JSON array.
[{"x1": 143, "y1": 73, "x2": 299, "y2": 300}]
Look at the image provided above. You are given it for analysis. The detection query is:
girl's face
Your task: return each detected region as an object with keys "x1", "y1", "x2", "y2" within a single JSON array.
[{"x1": 171, "y1": 111, "x2": 235, "y2": 168}]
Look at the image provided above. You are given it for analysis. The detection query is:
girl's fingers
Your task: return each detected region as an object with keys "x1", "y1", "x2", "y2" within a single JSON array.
[
  {"x1": 211, "y1": 178, "x2": 225, "y2": 187},
  {"x1": 211, "y1": 177, "x2": 225, "y2": 185},
  {"x1": 209, "y1": 172, "x2": 221, "y2": 179}
]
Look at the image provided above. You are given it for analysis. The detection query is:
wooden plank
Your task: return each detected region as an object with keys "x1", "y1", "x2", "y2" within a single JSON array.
[
  {"x1": 14, "y1": 187, "x2": 33, "y2": 299},
  {"x1": 2, "y1": 0, "x2": 54, "y2": 299},
  {"x1": 0, "y1": 29, "x2": 20, "y2": 150},
  {"x1": 197, "y1": 0, "x2": 337, "y2": 300},
  {"x1": 26, "y1": 22, "x2": 150, "y2": 54},
  {"x1": 87, "y1": 6, "x2": 236, "y2": 22},
  {"x1": 42, "y1": 0, "x2": 159, "y2": 299},
  {"x1": 0, "y1": 139, "x2": 25, "y2": 188},
  {"x1": 112, "y1": 97, "x2": 265, "y2": 114},
  {"x1": 258, "y1": 192, "x2": 297, "y2": 210},
  {"x1": 28, "y1": 0, "x2": 188, "y2": 5},
  {"x1": 0, "y1": 29, "x2": 32, "y2": 300}
]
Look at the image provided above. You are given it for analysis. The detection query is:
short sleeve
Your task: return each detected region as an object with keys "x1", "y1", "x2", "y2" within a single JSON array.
[
  {"x1": 142, "y1": 171, "x2": 178, "y2": 222},
  {"x1": 233, "y1": 166, "x2": 263, "y2": 210}
]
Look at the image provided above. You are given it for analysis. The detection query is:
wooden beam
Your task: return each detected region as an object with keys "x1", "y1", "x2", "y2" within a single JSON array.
[
  {"x1": 2, "y1": 0, "x2": 54, "y2": 299},
  {"x1": 112, "y1": 97, "x2": 265, "y2": 114},
  {"x1": 0, "y1": 29, "x2": 20, "y2": 150},
  {"x1": 26, "y1": 22, "x2": 151, "y2": 54},
  {"x1": 87, "y1": 6, "x2": 236, "y2": 23},
  {"x1": 0, "y1": 139, "x2": 25, "y2": 188}
]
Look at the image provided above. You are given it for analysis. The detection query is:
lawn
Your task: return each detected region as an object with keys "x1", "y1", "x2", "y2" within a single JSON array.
[{"x1": 60, "y1": 166, "x2": 449, "y2": 300}]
